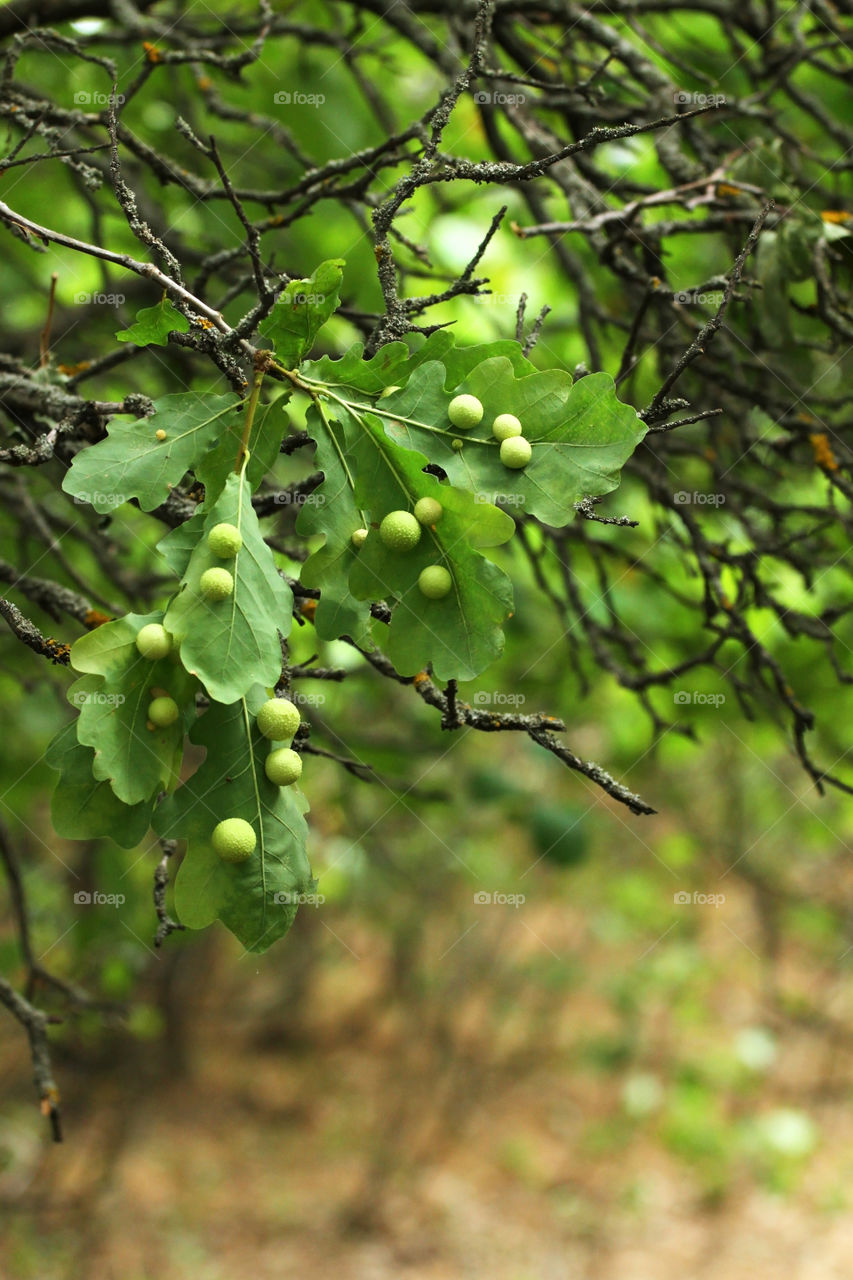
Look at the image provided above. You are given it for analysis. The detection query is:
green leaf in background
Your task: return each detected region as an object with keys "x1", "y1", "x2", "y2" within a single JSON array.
[
  {"x1": 45, "y1": 723, "x2": 155, "y2": 847},
  {"x1": 153, "y1": 690, "x2": 314, "y2": 953},
  {"x1": 162, "y1": 472, "x2": 293, "y2": 703},
  {"x1": 296, "y1": 402, "x2": 372, "y2": 645},
  {"x1": 260, "y1": 258, "x2": 345, "y2": 367},
  {"x1": 62, "y1": 393, "x2": 242, "y2": 513},
  {"x1": 115, "y1": 298, "x2": 191, "y2": 346},
  {"x1": 69, "y1": 614, "x2": 197, "y2": 805},
  {"x1": 337, "y1": 404, "x2": 515, "y2": 679},
  {"x1": 373, "y1": 358, "x2": 646, "y2": 526}
]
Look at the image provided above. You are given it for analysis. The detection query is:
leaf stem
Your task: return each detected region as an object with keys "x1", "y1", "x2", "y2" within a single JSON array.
[{"x1": 235, "y1": 352, "x2": 270, "y2": 473}]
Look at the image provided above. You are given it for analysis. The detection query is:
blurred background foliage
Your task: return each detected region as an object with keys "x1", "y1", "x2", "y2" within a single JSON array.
[{"x1": 2, "y1": 1, "x2": 853, "y2": 1276}]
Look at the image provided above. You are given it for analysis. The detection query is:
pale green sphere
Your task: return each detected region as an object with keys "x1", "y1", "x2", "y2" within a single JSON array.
[
  {"x1": 448, "y1": 394, "x2": 484, "y2": 430},
  {"x1": 199, "y1": 567, "x2": 234, "y2": 600},
  {"x1": 148, "y1": 695, "x2": 179, "y2": 728},
  {"x1": 379, "y1": 510, "x2": 421, "y2": 551},
  {"x1": 265, "y1": 747, "x2": 303, "y2": 786},
  {"x1": 500, "y1": 436, "x2": 533, "y2": 469},
  {"x1": 136, "y1": 623, "x2": 171, "y2": 660},
  {"x1": 418, "y1": 565, "x2": 453, "y2": 599},
  {"x1": 257, "y1": 698, "x2": 301, "y2": 741},
  {"x1": 491, "y1": 413, "x2": 523, "y2": 442},
  {"x1": 212, "y1": 817, "x2": 256, "y2": 862},
  {"x1": 207, "y1": 522, "x2": 242, "y2": 558},
  {"x1": 414, "y1": 497, "x2": 444, "y2": 526}
]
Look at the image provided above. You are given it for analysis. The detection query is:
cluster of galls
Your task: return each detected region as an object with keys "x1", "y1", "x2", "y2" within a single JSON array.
[
  {"x1": 351, "y1": 495, "x2": 453, "y2": 599},
  {"x1": 134, "y1": 520, "x2": 305, "y2": 864},
  {"x1": 446, "y1": 394, "x2": 532, "y2": 468}
]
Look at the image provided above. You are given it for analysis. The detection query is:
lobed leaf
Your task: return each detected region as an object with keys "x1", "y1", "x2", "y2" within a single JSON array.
[
  {"x1": 161, "y1": 471, "x2": 293, "y2": 703},
  {"x1": 45, "y1": 723, "x2": 155, "y2": 847},
  {"x1": 62, "y1": 393, "x2": 242, "y2": 513},
  {"x1": 69, "y1": 614, "x2": 197, "y2": 805},
  {"x1": 115, "y1": 299, "x2": 190, "y2": 346},
  {"x1": 153, "y1": 690, "x2": 314, "y2": 953},
  {"x1": 260, "y1": 258, "x2": 345, "y2": 368}
]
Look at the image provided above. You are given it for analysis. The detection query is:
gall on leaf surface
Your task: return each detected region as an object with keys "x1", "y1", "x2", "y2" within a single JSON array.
[
  {"x1": 330, "y1": 401, "x2": 515, "y2": 680},
  {"x1": 371, "y1": 357, "x2": 646, "y2": 526},
  {"x1": 153, "y1": 690, "x2": 314, "y2": 953},
  {"x1": 62, "y1": 393, "x2": 242, "y2": 513},
  {"x1": 259, "y1": 258, "x2": 345, "y2": 368},
  {"x1": 45, "y1": 723, "x2": 155, "y2": 847},
  {"x1": 68, "y1": 613, "x2": 197, "y2": 805},
  {"x1": 161, "y1": 471, "x2": 293, "y2": 704}
]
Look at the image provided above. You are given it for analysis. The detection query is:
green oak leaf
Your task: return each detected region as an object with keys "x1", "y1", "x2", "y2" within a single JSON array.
[
  {"x1": 162, "y1": 471, "x2": 293, "y2": 703},
  {"x1": 62, "y1": 393, "x2": 242, "y2": 513},
  {"x1": 260, "y1": 258, "x2": 345, "y2": 368},
  {"x1": 300, "y1": 333, "x2": 532, "y2": 399},
  {"x1": 45, "y1": 723, "x2": 155, "y2": 847},
  {"x1": 153, "y1": 690, "x2": 314, "y2": 953},
  {"x1": 295, "y1": 402, "x2": 372, "y2": 645},
  {"x1": 156, "y1": 509, "x2": 206, "y2": 579},
  {"x1": 195, "y1": 393, "x2": 291, "y2": 503},
  {"x1": 69, "y1": 613, "x2": 197, "y2": 805},
  {"x1": 115, "y1": 299, "x2": 191, "y2": 346},
  {"x1": 328, "y1": 400, "x2": 515, "y2": 679},
  {"x1": 368, "y1": 358, "x2": 646, "y2": 526}
]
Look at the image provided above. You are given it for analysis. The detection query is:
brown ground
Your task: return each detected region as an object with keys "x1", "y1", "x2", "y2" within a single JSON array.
[{"x1": 3, "y1": 879, "x2": 853, "y2": 1280}]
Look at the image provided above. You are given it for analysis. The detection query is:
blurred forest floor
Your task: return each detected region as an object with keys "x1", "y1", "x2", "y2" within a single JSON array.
[{"x1": 4, "y1": 846, "x2": 853, "y2": 1280}]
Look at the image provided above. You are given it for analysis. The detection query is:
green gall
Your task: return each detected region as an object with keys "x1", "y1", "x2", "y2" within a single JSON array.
[
  {"x1": 207, "y1": 522, "x2": 242, "y2": 558},
  {"x1": 414, "y1": 497, "x2": 443, "y2": 526},
  {"x1": 500, "y1": 436, "x2": 532, "y2": 469},
  {"x1": 492, "y1": 413, "x2": 523, "y2": 441},
  {"x1": 448, "y1": 394, "x2": 484, "y2": 430},
  {"x1": 418, "y1": 565, "x2": 452, "y2": 599},
  {"x1": 135, "y1": 623, "x2": 171, "y2": 660},
  {"x1": 199, "y1": 567, "x2": 234, "y2": 600},
  {"x1": 212, "y1": 817, "x2": 256, "y2": 862},
  {"x1": 265, "y1": 747, "x2": 303, "y2": 786},
  {"x1": 256, "y1": 698, "x2": 301, "y2": 741},
  {"x1": 379, "y1": 510, "x2": 421, "y2": 551},
  {"x1": 148, "y1": 695, "x2": 179, "y2": 728}
]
